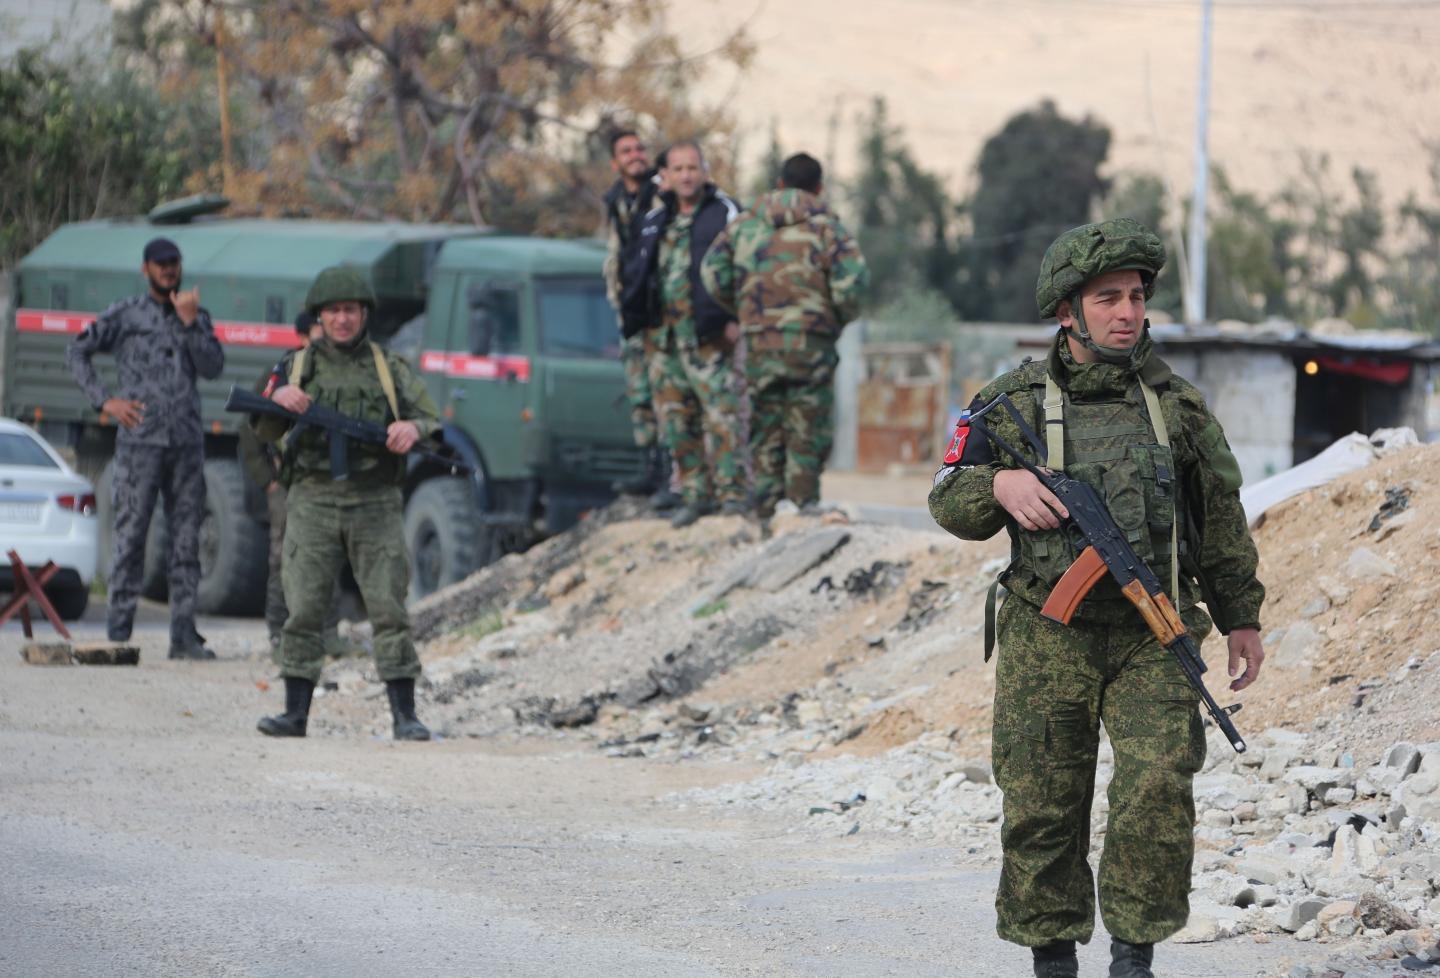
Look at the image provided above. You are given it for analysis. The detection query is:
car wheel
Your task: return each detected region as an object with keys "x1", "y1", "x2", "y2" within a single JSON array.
[
  {"x1": 404, "y1": 477, "x2": 493, "y2": 601},
  {"x1": 45, "y1": 583, "x2": 90, "y2": 622}
]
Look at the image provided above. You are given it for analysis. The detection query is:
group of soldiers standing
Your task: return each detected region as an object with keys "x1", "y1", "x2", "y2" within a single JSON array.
[{"x1": 602, "y1": 132, "x2": 870, "y2": 528}]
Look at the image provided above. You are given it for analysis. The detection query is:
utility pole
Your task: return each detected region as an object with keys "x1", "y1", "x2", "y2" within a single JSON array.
[
  {"x1": 1184, "y1": 0, "x2": 1213, "y2": 326},
  {"x1": 214, "y1": 3, "x2": 235, "y2": 198}
]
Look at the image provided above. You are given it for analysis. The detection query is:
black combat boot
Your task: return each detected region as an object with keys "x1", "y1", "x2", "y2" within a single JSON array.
[
  {"x1": 169, "y1": 628, "x2": 217, "y2": 660},
  {"x1": 669, "y1": 498, "x2": 716, "y2": 529},
  {"x1": 257, "y1": 677, "x2": 315, "y2": 737},
  {"x1": 1109, "y1": 938, "x2": 1155, "y2": 978},
  {"x1": 1032, "y1": 940, "x2": 1079, "y2": 978},
  {"x1": 385, "y1": 678, "x2": 432, "y2": 741},
  {"x1": 648, "y1": 447, "x2": 681, "y2": 512}
]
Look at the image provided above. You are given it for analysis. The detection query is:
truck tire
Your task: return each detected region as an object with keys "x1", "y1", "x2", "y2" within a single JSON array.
[
  {"x1": 404, "y1": 477, "x2": 492, "y2": 601},
  {"x1": 195, "y1": 459, "x2": 269, "y2": 616},
  {"x1": 95, "y1": 459, "x2": 170, "y2": 600}
]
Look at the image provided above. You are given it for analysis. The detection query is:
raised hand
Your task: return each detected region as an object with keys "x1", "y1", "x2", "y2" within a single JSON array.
[{"x1": 171, "y1": 286, "x2": 201, "y2": 326}]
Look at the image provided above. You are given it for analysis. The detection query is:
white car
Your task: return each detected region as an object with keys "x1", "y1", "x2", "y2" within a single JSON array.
[{"x1": 0, "y1": 418, "x2": 99, "y2": 620}]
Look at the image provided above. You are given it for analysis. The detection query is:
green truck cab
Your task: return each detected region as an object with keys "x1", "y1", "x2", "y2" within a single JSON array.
[{"x1": 3, "y1": 198, "x2": 641, "y2": 614}]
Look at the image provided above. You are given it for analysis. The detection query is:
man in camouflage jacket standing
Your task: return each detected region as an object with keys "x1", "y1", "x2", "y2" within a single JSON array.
[
  {"x1": 702, "y1": 153, "x2": 868, "y2": 518},
  {"x1": 67, "y1": 237, "x2": 224, "y2": 659},
  {"x1": 251, "y1": 267, "x2": 439, "y2": 741},
  {"x1": 927, "y1": 219, "x2": 1265, "y2": 978},
  {"x1": 620, "y1": 141, "x2": 744, "y2": 528}
]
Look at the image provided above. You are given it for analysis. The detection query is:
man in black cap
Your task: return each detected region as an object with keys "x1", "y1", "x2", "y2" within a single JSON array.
[{"x1": 67, "y1": 237, "x2": 225, "y2": 658}]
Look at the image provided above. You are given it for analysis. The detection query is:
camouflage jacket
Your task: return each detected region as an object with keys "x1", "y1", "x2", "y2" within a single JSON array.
[
  {"x1": 251, "y1": 332, "x2": 440, "y2": 490},
  {"x1": 701, "y1": 189, "x2": 868, "y2": 345},
  {"x1": 66, "y1": 293, "x2": 225, "y2": 447},
  {"x1": 928, "y1": 330, "x2": 1264, "y2": 633}
]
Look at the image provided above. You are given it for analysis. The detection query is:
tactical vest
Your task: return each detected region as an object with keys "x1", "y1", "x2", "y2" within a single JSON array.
[
  {"x1": 1005, "y1": 375, "x2": 1182, "y2": 619},
  {"x1": 282, "y1": 341, "x2": 403, "y2": 487}
]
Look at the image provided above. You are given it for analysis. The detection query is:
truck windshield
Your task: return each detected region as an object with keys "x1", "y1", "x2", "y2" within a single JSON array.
[{"x1": 536, "y1": 278, "x2": 620, "y2": 359}]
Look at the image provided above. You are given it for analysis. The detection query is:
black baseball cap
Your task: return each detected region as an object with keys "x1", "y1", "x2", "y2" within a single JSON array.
[{"x1": 143, "y1": 237, "x2": 182, "y2": 263}]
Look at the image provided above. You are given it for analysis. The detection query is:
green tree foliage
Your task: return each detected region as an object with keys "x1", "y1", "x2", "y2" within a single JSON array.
[
  {"x1": 1204, "y1": 157, "x2": 1392, "y2": 326},
  {"x1": 1385, "y1": 146, "x2": 1440, "y2": 335},
  {"x1": 0, "y1": 49, "x2": 218, "y2": 267},
  {"x1": 960, "y1": 100, "x2": 1111, "y2": 322},
  {"x1": 849, "y1": 97, "x2": 962, "y2": 320},
  {"x1": 1103, "y1": 173, "x2": 1181, "y2": 317}
]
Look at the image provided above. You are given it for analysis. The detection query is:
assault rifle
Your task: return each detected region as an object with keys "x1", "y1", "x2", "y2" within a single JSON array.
[
  {"x1": 224, "y1": 385, "x2": 473, "y2": 481},
  {"x1": 969, "y1": 393, "x2": 1247, "y2": 753}
]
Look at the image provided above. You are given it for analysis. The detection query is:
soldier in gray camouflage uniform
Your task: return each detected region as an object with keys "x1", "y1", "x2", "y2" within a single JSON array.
[
  {"x1": 928, "y1": 219, "x2": 1266, "y2": 978},
  {"x1": 67, "y1": 237, "x2": 225, "y2": 659}
]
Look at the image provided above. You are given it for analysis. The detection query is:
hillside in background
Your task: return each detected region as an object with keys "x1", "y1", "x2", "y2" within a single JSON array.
[{"x1": 669, "y1": 0, "x2": 1439, "y2": 210}]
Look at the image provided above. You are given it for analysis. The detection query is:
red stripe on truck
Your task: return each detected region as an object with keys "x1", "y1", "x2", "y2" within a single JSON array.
[
  {"x1": 419, "y1": 350, "x2": 532, "y2": 382},
  {"x1": 16, "y1": 309, "x2": 303, "y2": 348}
]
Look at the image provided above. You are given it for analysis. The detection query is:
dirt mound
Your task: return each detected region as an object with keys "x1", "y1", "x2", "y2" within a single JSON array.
[
  {"x1": 380, "y1": 442, "x2": 1440, "y2": 767},
  {"x1": 1237, "y1": 441, "x2": 1440, "y2": 759}
]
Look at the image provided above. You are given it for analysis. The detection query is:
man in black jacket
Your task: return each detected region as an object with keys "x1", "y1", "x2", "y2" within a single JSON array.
[
  {"x1": 619, "y1": 141, "x2": 745, "y2": 528},
  {"x1": 602, "y1": 130, "x2": 674, "y2": 503}
]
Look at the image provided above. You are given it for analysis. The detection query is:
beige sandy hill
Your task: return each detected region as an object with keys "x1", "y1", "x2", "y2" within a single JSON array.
[{"x1": 667, "y1": 0, "x2": 1440, "y2": 211}]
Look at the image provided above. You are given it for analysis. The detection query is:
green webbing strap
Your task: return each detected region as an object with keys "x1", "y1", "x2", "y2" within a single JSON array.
[
  {"x1": 984, "y1": 579, "x2": 1000, "y2": 662},
  {"x1": 1043, "y1": 376, "x2": 1065, "y2": 471},
  {"x1": 370, "y1": 341, "x2": 400, "y2": 421},
  {"x1": 1139, "y1": 381, "x2": 1180, "y2": 600}
]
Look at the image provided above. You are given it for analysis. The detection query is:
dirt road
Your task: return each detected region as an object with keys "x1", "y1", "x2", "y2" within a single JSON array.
[{"x1": 0, "y1": 602, "x2": 1327, "y2": 978}]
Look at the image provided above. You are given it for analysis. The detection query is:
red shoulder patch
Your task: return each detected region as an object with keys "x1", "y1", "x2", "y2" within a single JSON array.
[{"x1": 943, "y1": 413, "x2": 971, "y2": 465}]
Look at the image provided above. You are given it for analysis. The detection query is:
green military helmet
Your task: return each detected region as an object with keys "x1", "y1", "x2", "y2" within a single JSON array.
[
  {"x1": 305, "y1": 265, "x2": 377, "y2": 315},
  {"x1": 1035, "y1": 218, "x2": 1166, "y2": 319}
]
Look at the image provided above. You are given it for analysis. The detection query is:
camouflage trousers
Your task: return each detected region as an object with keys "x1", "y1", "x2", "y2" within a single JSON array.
[
  {"x1": 106, "y1": 441, "x2": 205, "y2": 646},
  {"x1": 621, "y1": 333, "x2": 658, "y2": 449},
  {"x1": 647, "y1": 335, "x2": 747, "y2": 506},
  {"x1": 990, "y1": 595, "x2": 1210, "y2": 947},
  {"x1": 745, "y1": 332, "x2": 837, "y2": 516},
  {"x1": 265, "y1": 484, "x2": 341, "y2": 659},
  {"x1": 278, "y1": 483, "x2": 419, "y2": 684}
]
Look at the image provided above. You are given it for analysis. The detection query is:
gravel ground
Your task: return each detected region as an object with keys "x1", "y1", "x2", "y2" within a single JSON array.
[{"x1": 1, "y1": 610, "x2": 1324, "y2": 978}]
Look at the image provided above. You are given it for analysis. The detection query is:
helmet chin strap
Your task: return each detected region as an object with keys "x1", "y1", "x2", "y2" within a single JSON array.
[{"x1": 1067, "y1": 300, "x2": 1138, "y2": 365}]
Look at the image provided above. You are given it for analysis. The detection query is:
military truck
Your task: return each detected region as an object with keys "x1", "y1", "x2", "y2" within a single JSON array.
[{"x1": 3, "y1": 196, "x2": 642, "y2": 614}]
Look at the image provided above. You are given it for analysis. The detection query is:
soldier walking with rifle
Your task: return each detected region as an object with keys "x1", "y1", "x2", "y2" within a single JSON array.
[
  {"x1": 248, "y1": 266, "x2": 440, "y2": 741},
  {"x1": 928, "y1": 219, "x2": 1266, "y2": 978}
]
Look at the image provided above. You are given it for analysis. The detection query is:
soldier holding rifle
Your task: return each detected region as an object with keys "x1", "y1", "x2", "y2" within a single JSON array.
[
  {"x1": 250, "y1": 266, "x2": 440, "y2": 741},
  {"x1": 928, "y1": 219, "x2": 1265, "y2": 978}
]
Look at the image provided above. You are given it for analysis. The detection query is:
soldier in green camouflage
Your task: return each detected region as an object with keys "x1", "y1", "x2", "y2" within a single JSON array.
[
  {"x1": 623, "y1": 141, "x2": 746, "y2": 528},
  {"x1": 251, "y1": 266, "x2": 440, "y2": 742},
  {"x1": 927, "y1": 219, "x2": 1266, "y2": 978},
  {"x1": 702, "y1": 153, "x2": 868, "y2": 517}
]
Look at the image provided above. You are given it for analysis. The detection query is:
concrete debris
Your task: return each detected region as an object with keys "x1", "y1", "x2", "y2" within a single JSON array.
[
  {"x1": 71, "y1": 642, "x2": 140, "y2": 666},
  {"x1": 20, "y1": 641, "x2": 71, "y2": 665}
]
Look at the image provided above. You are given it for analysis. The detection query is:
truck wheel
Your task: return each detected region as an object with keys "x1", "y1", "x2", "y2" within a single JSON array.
[
  {"x1": 195, "y1": 459, "x2": 269, "y2": 616},
  {"x1": 95, "y1": 459, "x2": 170, "y2": 600},
  {"x1": 45, "y1": 583, "x2": 90, "y2": 622},
  {"x1": 404, "y1": 477, "x2": 492, "y2": 601}
]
